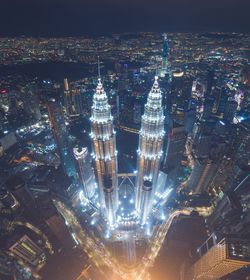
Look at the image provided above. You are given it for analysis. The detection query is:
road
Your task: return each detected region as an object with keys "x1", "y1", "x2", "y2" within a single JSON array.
[{"x1": 53, "y1": 199, "x2": 196, "y2": 280}]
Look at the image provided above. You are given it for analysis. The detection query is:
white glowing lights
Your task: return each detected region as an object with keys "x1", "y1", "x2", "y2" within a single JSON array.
[
  {"x1": 90, "y1": 77, "x2": 118, "y2": 226},
  {"x1": 136, "y1": 76, "x2": 166, "y2": 225}
]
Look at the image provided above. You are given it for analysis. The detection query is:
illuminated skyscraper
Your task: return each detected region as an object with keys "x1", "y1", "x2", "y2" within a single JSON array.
[
  {"x1": 161, "y1": 34, "x2": 168, "y2": 77},
  {"x1": 136, "y1": 76, "x2": 165, "y2": 224},
  {"x1": 185, "y1": 235, "x2": 250, "y2": 280},
  {"x1": 90, "y1": 78, "x2": 118, "y2": 226},
  {"x1": 73, "y1": 147, "x2": 96, "y2": 199}
]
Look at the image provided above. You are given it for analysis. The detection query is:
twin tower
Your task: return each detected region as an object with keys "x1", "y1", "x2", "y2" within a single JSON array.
[{"x1": 89, "y1": 76, "x2": 165, "y2": 226}]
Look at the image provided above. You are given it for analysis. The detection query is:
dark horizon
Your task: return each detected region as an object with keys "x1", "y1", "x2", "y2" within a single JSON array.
[{"x1": 1, "y1": 0, "x2": 250, "y2": 37}]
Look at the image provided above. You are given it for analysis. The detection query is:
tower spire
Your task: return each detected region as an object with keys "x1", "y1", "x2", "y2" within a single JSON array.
[{"x1": 98, "y1": 56, "x2": 101, "y2": 78}]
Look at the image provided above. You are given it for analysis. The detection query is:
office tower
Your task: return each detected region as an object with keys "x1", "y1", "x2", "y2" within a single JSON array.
[
  {"x1": 71, "y1": 89, "x2": 83, "y2": 115},
  {"x1": 223, "y1": 98, "x2": 238, "y2": 123},
  {"x1": 47, "y1": 96, "x2": 76, "y2": 178},
  {"x1": 73, "y1": 147, "x2": 95, "y2": 199},
  {"x1": 136, "y1": 76, "x2": 165, "y2": 224},
  {"x1": 8, "y1": 90, "x2": 20, "y2": 116},
  {"x1": 161, "y1": 34, "x2": 168, "y2": 77},
  {"x1": 224, "y1": 160, "x2": 249, "y2": 193},
  {"x1": 207, "y1": 191, "x2": 243, "y2": 233},
  {"x1": 208, "y1": 157, "x2": 234, "y2": 193},
  {"x1": 64, "y1": 78, "x2": 83, "y2": 116},
  {"x1": 228, "y1": 123, "x2": 250, "y2": 160},
  {"x1": 5, "y1": 176, "x2": 39, "y2": 222},
  {"x1": 9, "y1": 234, "x2": 44, "y2": 265},
  {"x1": 202, "y1": 97, "x2": 214, "y2": 120},
  {"x1": 64, "y1": 78, "x2": 71, "y2": 114},
  {"x1": 90, "y1": 78, "x2": 118, "y2": 226},
  {"x1": 7, "y1": 90, "x2": 26, "y2": 128},
  {"x1": 187, "y1": 158, "x2": 218, "y2": 194},
  {"x1": 133, "y1": 103, "x2": 141, "y2": 124},
  {"x1": 163, "y1": 126, "x2": 186, "y2": 187},
  {"x1": 22, "y1": 84, "x2": 41, "y2": 121},
  {"x1": 118, "y1": 64, "x2": 129, "y2": 91},
  {"x1": 185, "y1": 235, "x2": 250, "y2": 280},
  {"x1": 216, "y1": 88, "x2": 228, "y2": 115}
]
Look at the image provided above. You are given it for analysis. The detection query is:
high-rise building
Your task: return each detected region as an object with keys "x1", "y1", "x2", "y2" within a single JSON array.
[
  {"x1": 187, "y1": 158, "x2": 218, "y2": 194},
  {"x1": 216, "y1": 88, "x2": 228, "y2": 116},
  {"x1": 22, "y1": 84, "x2": 41, "y2": 121},
  {"x1": 73, "y1": 147, "x2": 96, "y2": 199},
  {"x1": 163, "y1": 126, "x2": 186, "y2": 187},
  {"x1": 90, "y1": 78, "x2": 118, "y2": 226},
  {"x1": 64, "y1": 78, "x2": 83, "y2": 116},
  {"x1": 185, "y1": 235, "x2": 250, "y2": 280},
  {"x1": 64, "y1": 78, "x2": 71, "y2": 114},
  {"x1": 161, "y1": 34, "x2": 168, "y2": 77},
  {"x1": 202, "y1": 97, "x2": 215, "y2": 120},
  {"x1": 7, "y1": 90, "x2": 26, "y2": 128},
  {"x1": 135, "y1": 76, "x2": 165, "y2": 224},
  {"x1": 223, "y1": 98, "x2": 238, "y2": 123},
  {"x1": 133, "y1": 103, "x2": 141, "y2": 124},
  {"x1": 47, "y1": 96, "x2": 76, "y2": 178}
]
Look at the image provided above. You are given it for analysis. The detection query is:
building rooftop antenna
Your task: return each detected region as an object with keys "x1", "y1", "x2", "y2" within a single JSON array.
[{"x1": 98, "y1": 56, "x2": 101, "y2": 78}]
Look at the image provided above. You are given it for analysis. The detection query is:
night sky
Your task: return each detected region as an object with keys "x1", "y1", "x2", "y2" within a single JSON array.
[{"x1": 1, "y1": 0, "x2": 250, "y2": 36}]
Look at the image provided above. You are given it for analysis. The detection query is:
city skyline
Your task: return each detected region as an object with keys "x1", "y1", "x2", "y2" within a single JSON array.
[{"x1": 0, "y1": 31, "x2": 249, "y2": 280}]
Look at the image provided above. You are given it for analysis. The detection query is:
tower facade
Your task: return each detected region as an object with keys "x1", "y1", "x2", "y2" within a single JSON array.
[
  {"x1": 90, "y1": 78, "x2": 118, "y2": 226},
  {"x1": 161, "y1": 34, "x2": 168, "y2": 77},
  {"x1": 64, "y1": 78, "x2": 83, "y2": 116},
  {"x1": 47, "y1": 96, "x2": 76, "y2": 177},
  {"x1": 185, "y1": 236, "x2": 250, "y2": 280},
  {"x1": 136, "y1": 76, "x2": 165, "y2": 224},
  {"x1": 73, "y1": 147, "x2": 96, "y2": 200},
  {"x1": 187, "y1": 158, "x2": 218, "y2": 194},
  {"x1": 22, "y1": 84, "x2": 41, "y2": 121}
]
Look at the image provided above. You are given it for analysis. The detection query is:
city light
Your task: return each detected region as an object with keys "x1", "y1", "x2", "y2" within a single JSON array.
[{"x1": 0, "y1": 28, "x2": 249, "y2": 280}]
